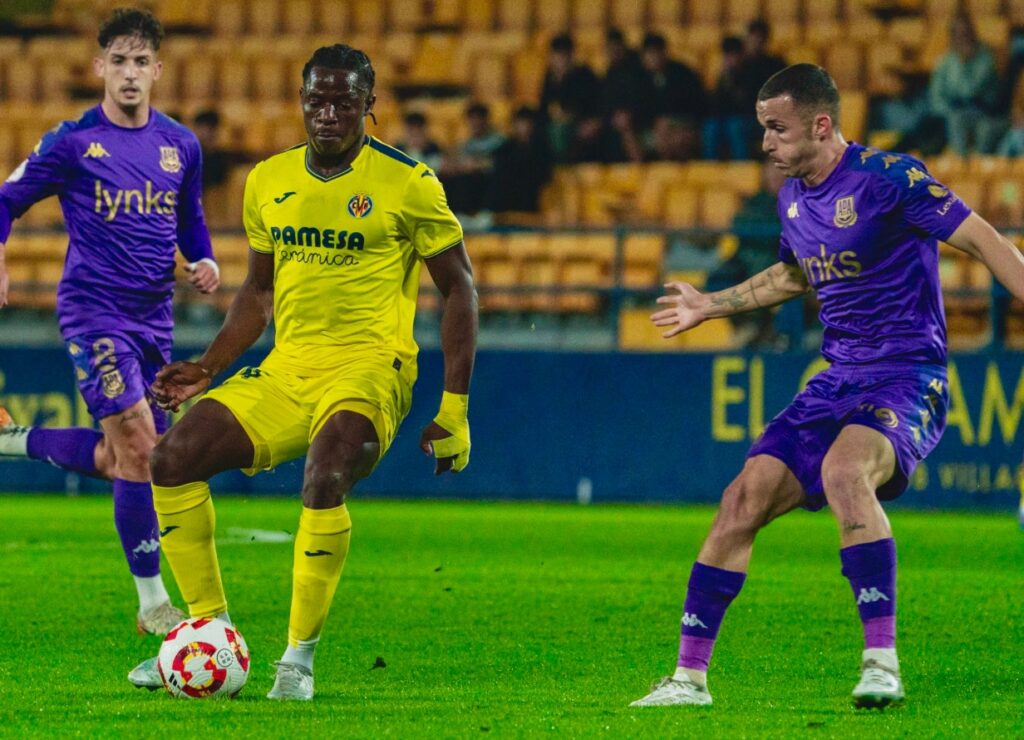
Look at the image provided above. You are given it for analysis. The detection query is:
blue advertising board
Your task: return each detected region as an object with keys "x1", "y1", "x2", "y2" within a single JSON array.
[{"x1": 1, "y1": 347, "x2": 1021, "y2": 510}]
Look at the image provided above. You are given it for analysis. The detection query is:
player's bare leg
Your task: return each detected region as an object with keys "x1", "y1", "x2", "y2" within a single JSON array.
[
  {"x1": 632, "y1": 455, "x2": 806, "y2": 706},
  {"x1": 821, "y1": 424, "x2": 904, "y2": 709},
  {"x1": 269, "y1": 410, "x2": 379, "y2": 701},
  {"x1": 129, "y1": 399, "x2": 255, "y2": 690}
]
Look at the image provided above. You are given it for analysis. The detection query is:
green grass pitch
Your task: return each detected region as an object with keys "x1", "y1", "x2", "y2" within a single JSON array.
[{"x1": 0, "y1": 495, "x2": 1021, "y2": 737}]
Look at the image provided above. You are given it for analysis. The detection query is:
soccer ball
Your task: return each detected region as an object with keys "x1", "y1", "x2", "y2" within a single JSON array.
[{"x1": 157, "y1": 617, "x2": 250, "y2": 699}]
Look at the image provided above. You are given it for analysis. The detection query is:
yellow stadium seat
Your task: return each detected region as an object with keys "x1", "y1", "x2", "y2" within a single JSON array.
[
  {"x1": 536, "y1": 0, "x2": 570, "y2": 31},
  {"x1": 648, "y1": 0, "x2": 684, "y2": 26},
  {"x1": 611, "y1": 0, "x2": 646, "y2": 28},
  {"x1": 826, "y1": 43, "x2": 864, "y2": 92},
  {"x1": 247, "y1": 0, "x2": 281, "y2": 35},
  {"x1": 19, "y1": 196, "x2": 62, "y2": 229},
  {"x1": 805, "y1": 0, "x2": 840, "y2": 22},
  {"x1": 218, "y1": 58, "x2": 251, "y2": 101},
  {"x1": 181, "y1": 57, "x2": 217, "y2": 102},
  {"x1": 4, "y1": 58, "x2": 36, "y2": 103},
  {"x1": 3, "y1": 258, "x2": 35, "y2": 309},
  {"x1": 865, "y1": 42, "x2": 904, "y2": 97},
  {"x1": 840, "y1": 90, "x2": 867, "y2": 143},
  {"x1": 210, "y1": 0, "x2": 246, "y2": 35},
  {"x1": 471, "y1": 54, "x2": 510, "y2": 99},
  {"x1": 622, "y1": 233, "x2": 664, "y2": 288},
  {"x1": 511, "y1": 50, "x2": 546, "y2": 101},
  {"x1": 408, "y1": 33, "x2": 462, "y2": 84},
  {"x1": 663, "y1": 185, "x2": 700, "y2": 228},
  {"x1": 1010, "y1": 0, "x2": 1024, "y2": 26},
  {"x1": 701, "y1": 190, "x2": 741, "y2": 229},
  {"x1": 845, "y1": 16, "x2": 884, "y2": 45},
  {"x1": 725, "y1": 162, "x2": 761, "y2": 197},
  {"x1": 571, "y1": 0, "x2": 608, "y2": 28},
  {"x1": 315, "y1": 0, "x2": 349, "y2": 34},
  {"x1": 351, "y1": 0, "x2": 388, "y2": 34},
  {"x1": 726, "y1": 0, "x2": 763, "y2": 25},
  {"x1": 987, "y1": 177, "x2": 1024, "y2": 226},
  {"x1": 389, "y1": 0, "x2": 426, "y2": 32},
  {"x1": 280, "y1": 0, "x2": 315, "y2": 34},
  {"x1": 464, "y1": 0, "x2": 495, "y2": 29},
  {"x1": 497, "y1": 0, "x2": 533, "y2": 30},
  {"x1": 763, "y1": 0, "x2": 799, "y2": 23},
  {"x1": 784, "y1": 45, "x2": 821, "y2": 67}
]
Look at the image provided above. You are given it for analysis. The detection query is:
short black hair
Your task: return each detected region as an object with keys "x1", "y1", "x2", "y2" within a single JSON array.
[
  {"x1": 98, "y1": 7, "x2": 164, "y2": 51},
  {"x1": 757, "y1": 63, "x2": 840, "y2": 123},
  {"x1": 194, "y1": 109, "x2": 220, "y2": 127},
  {"x1": 606, "y1": 28, "x2": 625, "y2": 45},
  {"x1": 722, "y1": 36, "x2": 744, "y2": 55},
  {"x1": 302, "y1": 44, "x2": 375, "y2": 96},
  {"x1": 466, "y1": 102, "x2": 489, "y2": 119},
  {"x1": 642, "y1": 33, "x2": 667, "y2": 52},
  {"x1": 513, "y1": 105, "x2": 537, "y2": 122},
  {"x1": 550, "y1": 34, "x2": 574, "y2": 53},
  {"x1": 404, "y1": 111, "x2": 427, "y2": 127},
  {"x1": 747, "y1": 18, "x2": 770, "y2": 38}
]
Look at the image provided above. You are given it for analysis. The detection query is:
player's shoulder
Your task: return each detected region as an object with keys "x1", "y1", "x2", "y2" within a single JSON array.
[
  {"x1": 251, "y1": 142, "x2": 306, "y2": 179},
  {"x1": 847, "y1": 144, "x2": 933, "y2": 191},
  {"x1": 31, "y1": 109, "x2": 99, "y2": 156},
  {"x1": 365, "y1": 136, "x2": 434, "y2": 178},
  {"x1": 151, "y1": 110, "x2": 200, "y2": 146}
]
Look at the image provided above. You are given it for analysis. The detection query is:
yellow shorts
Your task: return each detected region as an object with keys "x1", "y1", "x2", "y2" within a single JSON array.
[{"x1": 204, "y1": 350, "x2": 415, "y2": 475}]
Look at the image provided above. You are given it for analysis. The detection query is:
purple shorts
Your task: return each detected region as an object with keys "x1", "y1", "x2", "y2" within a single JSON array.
[
  {"x1": 63, "y1": 329, "x2": 170, "y2": 433},
  {"x1": 747, "y1": 362, "x2": 948, "y2": 511}
]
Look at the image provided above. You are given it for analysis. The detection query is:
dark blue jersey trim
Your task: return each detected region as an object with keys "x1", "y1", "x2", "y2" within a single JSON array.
[{"x1": 368, "y1": 137, "x2": 418, "y2": 167}]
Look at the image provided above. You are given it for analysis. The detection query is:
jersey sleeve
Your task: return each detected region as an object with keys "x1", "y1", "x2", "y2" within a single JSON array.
[
  {"x1": 242, "y1": 163, "x2": 274, "y2": 254},
  {"x1": 873, "y1": 155, "x2": 972, "y2": 241},
  {"x1": 398, "y1": 167, "x2": 463, "y2": 258},
  {"x1": 176, "y1": 136, "x2": 214, "y2": 263},
  {"x1": 0, "y1": 122, "x2": 74, "y2": 242}
]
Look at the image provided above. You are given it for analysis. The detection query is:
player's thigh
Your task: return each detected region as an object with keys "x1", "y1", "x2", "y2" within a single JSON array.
[
  {"x1": 98, "y1": 396, "x2": 159, "y2": 464},
  {"x1": 715, "y1": 454, "x2": 808, "y2": 530},
  {"x1": 150, "y1": 399, "x2": 256, "y2": 484},
  {"x1": 202, "y1": 364, "x2": 313, "y2": 474},
  {"x1": 66, "y1": 330, "x2": 151, "y2": 431},
  {"x1": 821, "y1": 424, "x2": 897, "y2": 498}
]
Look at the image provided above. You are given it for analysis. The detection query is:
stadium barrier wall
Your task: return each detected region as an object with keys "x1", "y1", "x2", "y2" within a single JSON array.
[{"x1": 0, "y1": 347, "x2": 1021, "y2": 511}]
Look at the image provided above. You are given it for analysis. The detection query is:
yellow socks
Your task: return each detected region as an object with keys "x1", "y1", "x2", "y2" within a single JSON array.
[
  {"x1": 152, "y1": 481, "x2": 227, "y2": 619},
  {"x1": 287, "y1": 505, "x2": 352, "y2": 654}
]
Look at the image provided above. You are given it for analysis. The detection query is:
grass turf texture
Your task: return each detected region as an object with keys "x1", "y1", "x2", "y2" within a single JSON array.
[{"x1": 0, "y1": 496, "x2": 1021, "y2": 738}]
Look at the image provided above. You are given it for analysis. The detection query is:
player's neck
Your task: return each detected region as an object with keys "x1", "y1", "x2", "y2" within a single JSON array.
[
  {"x1": 306, "y1": 134, "x2": 366, "y2": 178},
  {"x1": 802, "y1": 137, "x2": 849, "y2": 188},
  {"x1": 101, "y1": 97, "x2": 151, "y2": 129}
]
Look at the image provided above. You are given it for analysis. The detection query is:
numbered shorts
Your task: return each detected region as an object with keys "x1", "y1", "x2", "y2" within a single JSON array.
[
  {"x1": 204, "y1": 352, "x2": 414, "y2": 475},
  {"x1": 63, "y1": 329, "x2": 171, "y2": 433},
  {"x1": 747, "y1": 362, "x2": 948, "y2": 511}
]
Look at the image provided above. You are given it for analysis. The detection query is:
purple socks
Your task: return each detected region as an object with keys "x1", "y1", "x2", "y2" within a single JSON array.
[
  {"x1": 840, "y1": 538, "x2": 897, "y2": 649},
  {"x1": 26, "y1": 427, "x2": 103, "y2": 478},
  {"x1": 113, "y1": 479, "x2": 161, "y2": 578},
  {"x1": 677, "y1": 562, "x2": 746, "y2": 672}
]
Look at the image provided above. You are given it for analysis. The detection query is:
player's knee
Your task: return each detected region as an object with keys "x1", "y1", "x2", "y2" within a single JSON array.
[
  {"x1": 302, "y1": 442, "x2": 374, "y2": 508},
  {"x1": 821, "y1": 459, "x2": 872, "y2": 503},
  {"x1": 150, "y1": 433, "x2": 188, "y2": 486},
  {"x1": 112, "y1": 434, "x2": 156, "y2": 480},
  {"x1": 717, "y1": 477, "x2": 770, "y2": 534}
]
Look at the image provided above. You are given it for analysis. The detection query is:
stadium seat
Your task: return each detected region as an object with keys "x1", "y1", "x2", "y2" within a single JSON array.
[
  {"x1": 496, "y1": 0, "x2": 533, "y2": 30},
  {"x1": 389, "y1": 0, "x2": 427, "y2": 32},
  {"x1": 763, "y1": 0, "x2": 800, "y2": 24},
  {"x1": 315, "y1": 0, "x2": 350, "y2": 34},
  {"x1": 865, "y1": 42, "x2": 904, "y2": 97},
  {"x1": 610, "y1": 0, "x2": 646, "y2": 28},
  {"x1": 571, "y1": 0, "x2": 608, "y2": 29},
  {"x1": 247, "y1": 0, "x2": 281, "y2": 35},
  {"x1": 351, "y1": 0, "x2": 388, "y2": 34},
  {"x1": 725, "y1": 0, "x2": 763, "y2": 25},
  {"x1": 408, "y1": 33, "x2": 462, "y2": 84},
  {"x1": 621, "y1": 233, "x2": 665, "y2": 288},
  {"x1": 648, "y1": 0, "x2": 684, "y2": 26},
  {"x1": 663, "y1": 184, "x2": 700, "y2": 228},
  {"x1": 1010, "y1": 0, "x2": 1024, "y2": 26},
  {"x1": 618, "y1": 307, "x2": 734, "y2": 350},
  {"x1": 839, "y1": 91, "x2": 867, "y2": 144},
  {"x1": 689, "y1": 0, "x2": 722, "y2": 25},
  {"x1": 824, "y1": 43, "x2": 863, "y2": 92},
  {"x1": 783, "y1": 44, "x2": 820, "y2": 67},
  {"x1": 210, "y1": 0, "x2": 246, "y2": 36},
  {"x1": 700, "y1": 190, "x2": 740, "y2": 230},
  {"x1": 804, "y1": 0, "x2": 840, "y2": 22}
]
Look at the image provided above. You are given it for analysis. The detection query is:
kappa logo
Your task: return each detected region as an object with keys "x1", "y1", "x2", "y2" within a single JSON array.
[
  {"x1": 856, "y1": 587, "x2": 890, "y2": 604},
  {"x1": 132, "y1": 538, "x2": 161, "y2": 555},
  {"x1": 681, "y1": 612, "x2": 708, "y2": 629},
  {"x1": 787, "y1": 202, "x2": 799, "y2": 219},
  {"x1": 83, "y1": 142, "x2": 111, "y2": 159}
]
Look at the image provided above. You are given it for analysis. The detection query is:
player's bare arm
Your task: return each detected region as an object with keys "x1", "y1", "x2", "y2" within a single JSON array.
[
  {"x1": 946, "y1": 212, "x2": 1024, "y2": 300},
  {"x1": 419, "y1": 242, "x2": 478, "y2": 474},
  {"x1": 152, "y1": 249, "x2": 273, "y2": 409},
  {"x1": 651, "y1": 261, "x2": 808, "y2": 338}
]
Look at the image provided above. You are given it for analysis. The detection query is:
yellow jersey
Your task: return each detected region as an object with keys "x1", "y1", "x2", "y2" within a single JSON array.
[{"x1": 242, "y1": 136, "x2": 463, "y2": 373}]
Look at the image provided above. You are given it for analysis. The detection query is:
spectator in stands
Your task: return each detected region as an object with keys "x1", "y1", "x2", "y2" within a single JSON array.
[
  {"x1": 192, "y1": 109, "x2": 231, "y2": 190},
  {"x1": 647, "y1": 115, "x2": 695, "y2": 162},
  {"x1": 928, "y1": 14, "x2": 1005, "y2": 156},
  {"x1": 441, "y1": 103, "x2": 506, "y2": 216},
  {"x1": 640, "y1": 33, "x2": 706, "y2": 151},
  {"x1": 706, "y1": 159, "x2": 796, "y2": 349},
  {"x1": 739, "y1": 19, "x2": 786, "y2": 102},
  {"x1": 490, "y1": 106, "x2": 552, "y2": 214},
  {"x1": 567, "y1": 107, "x2": 644, "y2": 164},
  {"x1": 396, "y1": 111, "x2": 443, "y2": 171},
  {"x1": 602, "y1": 28, "x2": 650, "y2": 125},
  {"x1": 997, "y1": 77, "x2": 1024, "y2": 157},
  {"x1": 703, "y1": 36, "x2": 755, "y2": 161},
  {"x1": 539, "y1": 33, "x2": 602, "y2": 162}
]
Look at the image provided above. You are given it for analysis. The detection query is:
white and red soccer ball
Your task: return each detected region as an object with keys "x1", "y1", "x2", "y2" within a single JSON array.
[{"x1": 157, "y1": 617, "x2": 250, "y2": 699}]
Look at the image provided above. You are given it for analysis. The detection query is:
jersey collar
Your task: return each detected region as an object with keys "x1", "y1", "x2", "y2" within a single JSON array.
[{"x1": 304, "y1": 135, "x2": 370, "y2": 182}]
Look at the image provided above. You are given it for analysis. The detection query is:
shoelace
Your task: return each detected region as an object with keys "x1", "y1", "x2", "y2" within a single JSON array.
[{"x1": 274, "y1": 662, "x2": 311, "y2": 691}]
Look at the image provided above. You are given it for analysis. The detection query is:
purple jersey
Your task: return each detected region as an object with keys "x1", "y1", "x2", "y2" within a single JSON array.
[
  {"x1": 0, "y1": 105, "x2": 213, "y2": 337},
  {"x1": 777, "y1": 143, "x2": 971, "y2": 366}
]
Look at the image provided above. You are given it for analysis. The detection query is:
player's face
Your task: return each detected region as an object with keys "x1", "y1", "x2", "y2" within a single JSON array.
[
  {"x1": 94, "y1": 35, "x2": 161, "y2": 111},
  {"x1": 301, "y1": 67, "x2": 375, "y2": 158},
  {"x1": 757, "y1": 95, "x2": 823, "y2": 179}
]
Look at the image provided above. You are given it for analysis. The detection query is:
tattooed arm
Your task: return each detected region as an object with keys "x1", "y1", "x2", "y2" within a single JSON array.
[{"x1": 650, "y1": 262, "x2": 809, "y2": 338}]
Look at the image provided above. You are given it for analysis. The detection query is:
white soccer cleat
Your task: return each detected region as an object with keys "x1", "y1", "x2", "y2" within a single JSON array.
[
  {"x1": 630, "y1": 676, "x2": 713, "y2": 707},
  {"x1": 0, "y1": 407, "x2": 30, "y2": 457},
  {"x1": 852, "y1": 652, "x2": 904, "y2": 709},
  {"x1": 137, "y1": 601, "x2": 187, "y2": 636},
  {"x1": 267, "y1": 661, "x2": 314, "y2": 701},
  {"x1": 128, "y1": 656, "x2": 163, "y2": 691}
]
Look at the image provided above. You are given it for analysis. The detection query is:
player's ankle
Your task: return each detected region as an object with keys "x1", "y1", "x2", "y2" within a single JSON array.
[
  {"x1": 673, "y1": 666, "x2": 707, "y2": 687},
  {"x1": 282, "y1": 641, "x2": 317, "y2": 673}
]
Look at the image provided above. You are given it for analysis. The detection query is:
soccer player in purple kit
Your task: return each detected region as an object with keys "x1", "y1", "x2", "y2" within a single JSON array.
[
  {"x1": 631, "y1": 64, "x2": 1024, "y2": 709},
  {"x1": 0, "y1": 8, "x2": 218, "y2": 634}
]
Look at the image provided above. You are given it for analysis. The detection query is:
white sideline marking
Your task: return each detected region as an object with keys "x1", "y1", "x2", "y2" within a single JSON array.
[{"x1": 221, "y1": 527, "x2": 293, "y2": 544}]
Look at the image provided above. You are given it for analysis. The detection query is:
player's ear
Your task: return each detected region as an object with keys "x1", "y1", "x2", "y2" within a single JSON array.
[
  {"x1": 813, "y1": 112, "x2": 831, "y2": 141},
  {"x1": 92, "y1": 55, "x2": 105, "y2": 79},
  {"x1": 365, "y1": 94, "x2": 377, "y2": 116},
  {"x1": 152, "y1": 59, "x2": 163, "y2": 81}
]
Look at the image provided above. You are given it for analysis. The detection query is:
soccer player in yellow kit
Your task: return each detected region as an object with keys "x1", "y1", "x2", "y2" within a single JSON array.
[{"x1": 126, "y1": 44, "x2": 477, "y2": 700}]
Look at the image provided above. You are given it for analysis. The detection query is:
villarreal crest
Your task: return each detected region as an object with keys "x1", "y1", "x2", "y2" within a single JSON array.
[
  {"x1": 159, "y1": 146, "x2": 182, "y2": 173},
  {"x1": 347, "y1": 193, "x2": 373, "y2": 218}
]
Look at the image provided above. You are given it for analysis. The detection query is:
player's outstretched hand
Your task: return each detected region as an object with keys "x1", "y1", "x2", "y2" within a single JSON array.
[
  {"x1": 419, "y1": 392, "x2": 471, "y2": 475},
  {"x1": 651, "y1": 281, "x2": 708, "y2": 338},
  {"x1": 185, "y1": 259, "x2": 220, "y2": 294},
  {"x1": 151, "y1": 361, "x2": 212, "y2": 411}
]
